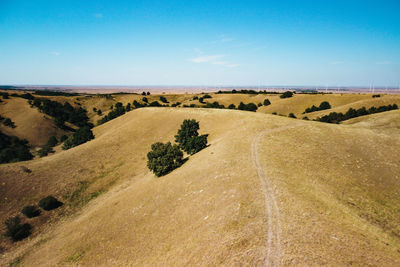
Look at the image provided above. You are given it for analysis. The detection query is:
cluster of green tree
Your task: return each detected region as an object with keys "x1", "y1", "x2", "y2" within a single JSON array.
[
  {"x1": 0, "y1": 92, "x2": 10, "y2": 99},
  {"x1": 280, "y1": 91, "x2": 294, "y2": 98},
  {"x1": 97, "y1": 102, "x2": 128, "y2": 125},
  {"x1": 37, "y1": 136, "x2": 59, "y2": 157},
  {"x1": 204, "y1": 101, "x2": 225, "y2": 109},
  {"x1": 316, "y1": 104, "x2": 398, "y2": 123},
  {"x1": 4, "y1": 196, "x2": 63, "y2": 242},
  {"x1": 175, "y1": 119, "x2": 208, "y2": 155},
  {"x1": 141, "y1": 91, "x2": 151, "y2": 95},
  {"x1": 0, "y1": 131, "x2": 33, "y2": 163},
  {"x1": 171, "y1": 102, "x2": 181, "y2": 107},
  {"x1": 62, "y1": 126, "x2": 94, "y2": 150},
  {"x1": 159, "y1": 96, "x2": 169, "y2": 103},
  {"x1": 372, "y1": 94, "x2": 381, "y2": 98},
  {"x1": 238, "y1": 102, "x2": 258, "y2": 112},
  {"x1": 33, "y1": 90, "x2": 79, "y2": 96},
  {"x1": 216, "y1": 89, "x2": 281, "y2": 94},
  {"x1": 303, "y1": 101, "x2": 331, "y2": 113},
  {"x1": 147, "y1": 119, "x2": 208, "y2": 177},
  {"x1": 198, "y1": 94, "x2": 212, "y2": 103},
  {"x1": 0, "y1": 116, "x2": 16, "y2": 128},
  {"x1": 30, "y1": 98, "x2": 91, "y2": 128}
]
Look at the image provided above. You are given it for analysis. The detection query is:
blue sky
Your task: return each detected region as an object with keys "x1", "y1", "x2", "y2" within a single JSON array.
[{"x1": 0, "y1": 0, "x2": 399, "y2": 86}]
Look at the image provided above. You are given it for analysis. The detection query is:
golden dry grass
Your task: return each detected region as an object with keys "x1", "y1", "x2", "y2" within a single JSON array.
[
  {"x1": 0, "y1": 97, "x2": 67, "y2": 146},
  {"x1": 0, "y1": 93, "x2": 399, "y2": 266}
]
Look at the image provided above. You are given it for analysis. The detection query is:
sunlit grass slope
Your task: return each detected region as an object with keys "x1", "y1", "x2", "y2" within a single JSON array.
[
  {"x1": 1, "y1": 99, "x2": 399, "y2": 266},
  {"x1": 0, "y1": 97, "x2": 67, "y2": 146}
]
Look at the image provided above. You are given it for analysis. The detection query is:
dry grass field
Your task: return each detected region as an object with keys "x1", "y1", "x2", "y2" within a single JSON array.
[{"x1": 0, "y1": 92, "x2": 399, "y2": 266}]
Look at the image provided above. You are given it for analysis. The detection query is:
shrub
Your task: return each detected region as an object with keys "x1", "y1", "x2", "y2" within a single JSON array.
[
  {"x1": 47, "y1": 136, "x2": 58, "y2": 147},
  {"x1": 141, "y1": 91, "x2": 146, "y2": 96},
  {"x1": 175, "y1": 119, "x2": 208, "y2": 155},
  {"x1": 147, "y1": 142, "x2": 184, "y2": 177},
  {"x1": 304, "y1": 101, "x2": 331, "y2": 113},
  {"x1": 263, "y1": 99, "x2": 271, "y2": 106},
  {"x1": 205, "y1": 101, "x2": 224, "y2": 109},
  {"x1": 126, "y1": 103, "x2": 132, "y2": 111},
  {"x1": 316, "y1": 104, "x2": 398, "y2": 123},
  {"x1": 37, "y1": 146, "x2": 54, "y2": 157},
  {"x1": 288, "y1": 113, "x2": 296, "y2": 118},
  {"x1": 0, "y1": 131, "x2": 33, "y2": 164},
  {"x1": 202, "y1": 94, "x2": 212, "y2": 99},
  {"x1": 3, "y1": 118, "x2": 15, "y2": 128},
  {"x1": 193, "y1": 96, "x2": 199, "y2": 100},
  {"x1": 319, "y1": 101, "x2": 331, "y2": 110},
  {"x1": 142, "y1": 97, "x2": 148, "y2": 103},
  {"x1": 149, "y1": 101, "x2": 162, "y2": 107},
  {"x1": 257, "y1": 103, "x2": 262, "y2": 107},
  {"x1": 280, "y1": 91, "x2": 293, "y2": 98},
  {"x1": 60, "y1": 135, "x2": 68, "y2": 142},
  {"x1": 238, "y1": 102, "x2": 258, "y2": 112},
  {"x1": 133, "y1": 100, "x2": 146, "y2": 108},
  {"x1": 372, "y1": 94, "x2": 381, "y2": 98},
  {"x1": 62, "y1": 127, "x2": 94, "y2": 150},
  {"x1": 21, "y1": 205, "x2": 41, "y2": 218},
  {"x1": 159, "y1": 96, "x2": 169, "y2": 103},
  {"x1": 97, "y1": 109, "x2": 102, "y2": 115},
  {"x1": 38, "y1": 196, "x2": 63, "y2": 211},
  {"x1": 228, "y1": 104, "x2": 236, "y2": 109},
  {"x1": 4, "y1": 216, "x2": 32, "y2": 242}
]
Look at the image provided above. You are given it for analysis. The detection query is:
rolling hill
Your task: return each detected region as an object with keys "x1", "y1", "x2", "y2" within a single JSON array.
[{"x1": 1, "y1": 104, "x2": 399, "y2": 266}]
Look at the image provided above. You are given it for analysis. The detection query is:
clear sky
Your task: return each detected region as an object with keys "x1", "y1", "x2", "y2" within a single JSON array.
[{"x1": 0, "y1": 0, "x2": 399, "y2": 86}]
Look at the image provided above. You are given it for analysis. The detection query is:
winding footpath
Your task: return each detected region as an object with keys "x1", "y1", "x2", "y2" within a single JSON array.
[{"x1": 251, "y1": 125, "x2": 300, "y2": 266}]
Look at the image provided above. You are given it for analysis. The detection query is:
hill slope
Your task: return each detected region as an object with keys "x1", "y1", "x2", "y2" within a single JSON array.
[
  {"x1": 0, "y1": 107, "x2": 399, "y2": 266},
  {"x1": 0, "y1": 97, "x2": 67, "y2": 147}
]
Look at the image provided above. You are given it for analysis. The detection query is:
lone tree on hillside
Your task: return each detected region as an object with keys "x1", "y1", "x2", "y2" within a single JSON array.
[
  {"x1": 175, "y1": 119, "x2": 208, "y2": 155},
  {"x1": 147, "y1": 142, "x2": 184, "y2": 177},
  {"x1": 280, "y1": 91, "x2": 293, "y2": 99},
  {"x1": 263, "y1": 98, "x2": 271, "y2": 106}
]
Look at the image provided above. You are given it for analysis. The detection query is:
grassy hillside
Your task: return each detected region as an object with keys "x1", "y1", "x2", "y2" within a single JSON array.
[
  {"x1": 0, "y1": 97, "x2": 67, "y2": 147},
  {"x1": 1, "y1": 106, "x2": 399, "y2": 266}
]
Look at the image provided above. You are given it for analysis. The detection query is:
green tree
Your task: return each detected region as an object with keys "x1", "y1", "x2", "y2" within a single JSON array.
[
  {"x1": 47, "y1": 136, "x2": 58, "y2": 147},
  {"x1": 175, "y1": 119, "x2": 208, "y2": 155},
  {"x1": 4, "y1": 216, "x2": 32, "y2": 242},
  {"x1": 319, "y1": 101, "x2": 331, "y2": 110},
  {"x1": 147, "y1": 142, "x2": 184, "y2": 177},
  {"x1": 280, "y1": 91, "x2": 293, "y2": 98},
  {"x1": 263, "y1": 99, "x2": 271, "y2": 106},
  {"x1": 62, "y1": 127, "x2": 94, "y2": 150}
]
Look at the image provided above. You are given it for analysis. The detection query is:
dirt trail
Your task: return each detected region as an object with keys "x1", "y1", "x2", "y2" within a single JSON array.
[{"x1": 251, "y1": 125, "x2": 300, "y2": 266}]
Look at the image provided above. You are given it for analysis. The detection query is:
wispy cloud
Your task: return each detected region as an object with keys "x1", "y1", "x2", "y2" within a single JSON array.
[
  {"x1": 212, "y1": 61, "x2": 240, "y2": 68},
  {"x1": 50, "y1": 51, "x2": 60, "y2": 56},
  {"x1": 189, "y1": 54, "x2": 239, "y2": 68},
  {"x1": 208, "y1": 34, "x2": 234, "y2": 44},
  {"x1": 190, "y1": 55, "x2": 224, "y2": 63},
  {"x1": 94, "y1": 13, "x2": 103, "y2": 18}
]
